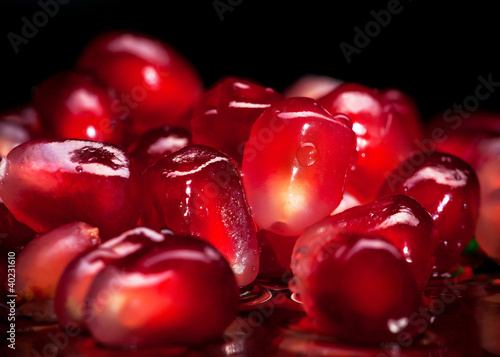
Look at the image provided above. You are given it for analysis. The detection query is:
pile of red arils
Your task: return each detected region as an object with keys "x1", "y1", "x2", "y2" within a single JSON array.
[{"x1": 0, "y1": 30, "x2": 499, "y2": 349}]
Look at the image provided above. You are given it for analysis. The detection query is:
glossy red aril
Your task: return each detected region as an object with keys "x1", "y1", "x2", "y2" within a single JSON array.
[
  {"x1": 16, "y1": 222, "x2": 100, "y2": 321},
  {"x1": 318, "y1": 83, "x2": 423, "y2": 203},
  {"x1": 85, "y1": 236, "x2": 239, "y2": 348},
  {"x1": 0, "y1": 139, "x2": 140, "y2": 239},
  {"x1": 54, "y1": 227, "x2": 166, "y2": 329},
  {"x1": 77, "y1": 30, "x2": 204, "y2": 136},
  {"x1": 141, "y1": 145, "x2": 259, "y2": 287},
  {"x1": 241, "y1": 97, "x2": 357, "y2": 237},
  {"x1": 290, "y1": 233, "x2": 421, "y2": 343},
  {"x1": 190, "y1": 76, "x2": 283, "y2": 164},
  {"x1": 128, "y1": 125, "x2": 191, "y2": 173},
  {"x1": 378, "y1": 152, "x2": 480, "y2": 276},
  {"x1": 295, "y1": 194, "x2": 438, "y2": 292},
  {"x1": 32, "y1": 71, "x2": 125, "y2": 146}
]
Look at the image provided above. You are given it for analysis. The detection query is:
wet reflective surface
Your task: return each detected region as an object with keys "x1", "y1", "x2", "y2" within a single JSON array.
[{"x1": 4, "y1": 273, "x2": 500, "y2": 357}]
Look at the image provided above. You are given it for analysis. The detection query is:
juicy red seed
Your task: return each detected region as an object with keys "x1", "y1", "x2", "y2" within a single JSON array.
[
  {"x1": 85, "y1": 236, "x2": 239, "y2": 348},
  {"x1": 318, "y1": 82, "x2": 422, "y2": 203},
  {"x1": 54, "y1": 226, "x2": 167, "y2": 329},
  {"x1": 241, "y1": 97, "x2": 357, "y2": 237},
  {"x1": 291, "y1": 233, "x2": 421, "y2": 344},
  {"x1": 378, "y1": 151, "x2": 480, "y2": 276},
  {"x1": 77, "y1": 30, "x2": 204, "y2": 137},
  {"x1": 294, "y1": 193, "x2": 438, "y2": 292},
  {"x1": 190, "y1": 76, "x2": 284, "y2": 164},
  {"x1": 16, "y1": 222, "x2": 100, "y2": 314},
  {"x1": 0, "y1": 139, "x2": 140, "y2": 239},
  {"x1": 128, "y1": 125, "x2": 191, "y2": 174},
  {"x1": 140, "y1": 144, "x2": 259, "y2": 287},
  {"x1": 32, "y1": 70, "x2": 125, "y2": 146}
]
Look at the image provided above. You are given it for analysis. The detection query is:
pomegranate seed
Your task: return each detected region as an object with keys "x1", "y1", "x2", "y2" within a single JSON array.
[
  {"x1": 141, "y1": 145, "x2": 259, "y2": 287},
  {"x1": 378, "y1": 151, "x2": 480, "y2": 276},
  {"x1": 318, "y1": 82, "x2": 423, "y2": 203},
  {"x1": 77, "y1": 30, "x2": 204, "y2": 137},
  {"x1": 32, "y1": 70, "x2": 125, "y2": 146},
  {"x1": 85, "y1": 236, "x2": 239, "y2": 348},
  {"x1": 190, "y1": 76, "x2": 283, "y2": 164},
  {"x1": 241, "y1": 97, "x2": 357, "y2": 237},
  {"x1": 16, "y1": 222, "x2": 100, "y2": 321},
  {"x1": 295, "y1": 193, "x2": 438, "y2": 292},
  {"x1": 128, "y1": 125, "x2": 191, "y2": 174},
  {"x1": 291, "y1": 233, "x2": 421, "y2": 343},
  {"x1": 0, "y1": 139, "x2": 140, "y2": 239},
  {"x1": 54, "y1": 226, "x2": 167, "y2": 329}
]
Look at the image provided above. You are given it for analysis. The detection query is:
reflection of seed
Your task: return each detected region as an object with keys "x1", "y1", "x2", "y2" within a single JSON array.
[
  {"x1": 296, "y1": 142, "x2": 318, "y2": 167},
  {"x1": 76, "y1": 166, "x2": 83, "y2": 173}
]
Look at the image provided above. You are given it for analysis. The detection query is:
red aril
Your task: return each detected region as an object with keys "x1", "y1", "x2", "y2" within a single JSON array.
[
  {"x1": 378, "y1": 152, "x2": 480, "y2": 276},
  {"x1": 16, "y1": 222, "x2": 100, "y2": 321},
  {"x1": 290, "y1": 233, "x2": 421, "y2": 344},
  {"x1": 190, "y1": 76, "x2": 283, "y2": 164},
  {"x1": 85, "y1": 236, "x2": 239, "y2": 348},
  {"x1": 0, "y1": 139, "x2": 140, "y2": 239},
  {"x1": 141, "y1": 145, "x2": 259, "y2": 287},
  {"x1": 77, "y1": 30, "x2": 204, "y2": 137},
  {"x1": 294, "y1": 194, "x2": 438, "y2": 292},
  {"x1": 318, "y1": 83, "x2": 423, "y2": 203},
  {"x1": 32, "y1": 70, "x2": 125, "y2": 146},
  {"x1": 128, "y1": 125, "x2": 191, "y2": 174},
  {"x1": 54, "y1": 227, "x2": 166, "y2": 329},
  {"x1": 241, "y1": 97, "x2": 357, "y2": 237}
]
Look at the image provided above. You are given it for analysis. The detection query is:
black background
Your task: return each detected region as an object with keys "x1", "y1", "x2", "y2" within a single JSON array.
[{"x1": 1, "y1": 0, "x2": 499, "y2": 122}]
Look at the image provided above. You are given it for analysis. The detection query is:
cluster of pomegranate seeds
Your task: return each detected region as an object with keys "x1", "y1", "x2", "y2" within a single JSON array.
[{"x1": 0, "y1": 29, "x2": 499, "y2": 353}]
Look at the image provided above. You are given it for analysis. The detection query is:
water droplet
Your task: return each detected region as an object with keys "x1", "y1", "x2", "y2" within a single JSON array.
[
  {"x1": 75, "y1": 166, "x2": 83, "y2": 173},
  {"x1": 296, "y1": 142, "x2": 318, "y2": 167}
]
